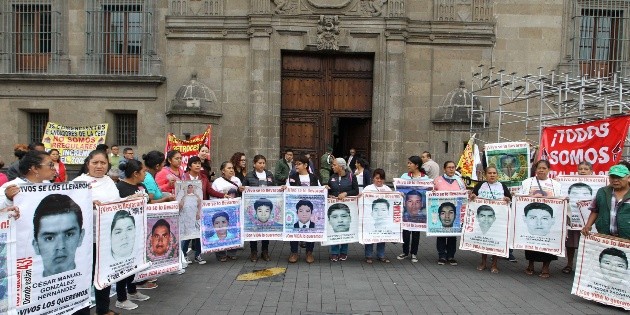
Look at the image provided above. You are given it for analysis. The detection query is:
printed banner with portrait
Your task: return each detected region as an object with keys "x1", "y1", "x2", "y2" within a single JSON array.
[
  {"x1": 134, "y1": 202, "x2": 181, "y2": 282},
  {"x1": 95, "y1": 198, "x2": 150, "y2": 290},
  {"x1": 556, "y1": 175, "x2": 607, "y2": 230},
  {"x1": 283, "y1": 187, "x2": 327, "y2": 242},
  {"x1": 12, "y1": 183, "x2": 93, "y2": 314},
  {"x1": 460, "y1": 198, "x2": 511, "y2": 257},
  {"x1": 200, "y1": 199, "x2": 243, "y2": 253},
  {"x1": 393, "y1": 178, "x2": 433, "y2": 231},
  {"x1": 426, "y1": 191, "x2": 468, "y2": 237},
  {"x1": 485, "y1": 142, "x2": 531, "y2": 188},
  {"x1": 359, "y1": 192, "x2": 403, "y2": 244},
  {"x1": 165, "y1": 126, "x2": 212, "y2": 173},
  {"x1": 322, "y1": 197, "x2": 359, "y2": 246},
  {"x1": 1, "y1": 212, "x2": 15, "y2": 314},
  {"x1": 578, "y1": 200, "x2": 597, "y2": 234},
  {"x1": 242, "y1": 187, "x2": 284, "y2": 241},
  {"x1": 510, "y1": 196, "x2": 567, "y2": 257},
  {"x1": 175, "y1": 180, "x2": 203, "y2": 240},
  {"x1": 42, "y1": 122, "x2": 109, "y2": 165},
  {"x1": 571, "y1": 234, "x2": 630, "y2": 310}
]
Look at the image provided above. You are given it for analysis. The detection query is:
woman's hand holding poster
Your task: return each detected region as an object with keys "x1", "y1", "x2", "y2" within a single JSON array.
[
  {"x1": 242, "y1": 187, "x2": 284, "y2": 241},
  {"x1": 509, "y1": 195, "x2": 567, "y2": 257},
  {"x1": 460, "y1": 198, "x2": 511, "y2": 257},
  {"x1": 571, "y1": 234, "x2": 630, "y2": 310},
  {"x1": 283, "y1": 187, "x2": 327, "y2": 242},
  {"x1": 12, "y1": 183, "x2": 93, "y2": 315},
  {"x1": 426, "y1": 191, "x2": 468, "y2": 236},
  {"x1": 393, "y1": 178, "x2": 433, "y2": 231},
  {"x1": 322, "y1": 197, "x2": 359, "y2": 246},
  {"x1": 200, "y1": 199, "x2": 243, "y2": 253},
  {"x1": 556, "y1": 175, "x2": 607, "y2": 230},
  {"x1": 359, "y1": 192, "x2": 403, "y2": 244},
  {"x1": 95, "y1": 198, "x2": 150, "y2": 290}
]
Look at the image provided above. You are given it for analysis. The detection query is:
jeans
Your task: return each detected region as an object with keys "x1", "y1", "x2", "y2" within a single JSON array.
[
  {"x1": 182, "y1": 238, "x2": 201, "y2": 257},
  {"x1": 250, "y1": 240, "x2": 269, "y2": 252},
  {"x1": 364, "y1": 243, "x2": 385, "y2": 258},
  {"x1": 215, "y1": 249, "x2": 238, "y2": 259},
  {"x1": 329, "y1": 244, "x2": 348, "y2": 255},
  {"x1": 290, "y1": 241, "x2": 314, "y2": 253},
  {"x1": 116, "y1": 275, "x2": 137, "y2": 302},
  {"x1": 402, "y1": 230, "x2": 420, "y2": 255},
  {"x1": 436, "y1": 236, "x2": 457, "y2": 259}
]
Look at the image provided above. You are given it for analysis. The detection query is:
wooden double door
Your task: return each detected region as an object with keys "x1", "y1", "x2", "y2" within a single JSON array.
[{"x1": 280, "y1": 51, "x2": 373, "y2": 169}]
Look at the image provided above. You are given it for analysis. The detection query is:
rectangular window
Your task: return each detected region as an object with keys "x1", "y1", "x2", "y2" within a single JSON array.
[
  {"x1": 115, "y1": 113, "x2": 137, "y2": 146},
  {"x1": 577, "y1": 8, "x2": 626, "y2": 77},
  {"x1": 29, "y1": 112, "x2": 49, "y2": 143}
]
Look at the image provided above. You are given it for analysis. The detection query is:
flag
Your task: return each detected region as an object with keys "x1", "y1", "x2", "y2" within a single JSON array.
[{"x1": 457, "y1": 134, "x2": 476, "y2": 187}]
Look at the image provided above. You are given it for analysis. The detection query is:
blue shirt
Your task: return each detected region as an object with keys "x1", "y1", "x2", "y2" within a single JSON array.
[{"x1": 143, "y1": 172, "x2": 163, "y2": 199}]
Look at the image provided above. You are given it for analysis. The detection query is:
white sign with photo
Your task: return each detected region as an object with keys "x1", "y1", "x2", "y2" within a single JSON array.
[
  {"x1": 359, "y1": 192, "x2": 403, "y2": 244},
  {"x1": 175, "y1": 180, "x2": 203, "y2": 241},
  {"x1": 460, "y1": 198, "x2": 511, "y2": 257},
  {"x1": 510, "y1": 195, "x2": 567, "y2": 257},
  {"x1": 322, "y1": 198, "x2": 359, "y2": 246},
  {"x1": 556, "y1": 175, "x2": 607, "y2": 230}
]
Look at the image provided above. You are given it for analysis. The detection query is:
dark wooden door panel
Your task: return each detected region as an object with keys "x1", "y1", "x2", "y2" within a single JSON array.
[
  {"x1": 281, "y1": 116, "x2": 320, "y2": 154},
  {"x1": 331, "y1": 77, "x2": 373, "y2": 112},
  {"x1": 281, "y1": 77, "x2": 324, "y2": 111}
]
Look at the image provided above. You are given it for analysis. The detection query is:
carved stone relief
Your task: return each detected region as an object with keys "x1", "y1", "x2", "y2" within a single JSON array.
[
  {"x1": 273, "y1": 0, "x2": 297, "y2": 14},
  {"x1": 170, "y1": 0, "x2": 223, "y2": 16},
  {"x1": 307, "y1": 0, "x2": 353, "y2": 8},
  {"x1": 434, "y1": 0, "x2": 493, "y2": 22},
  {"x1": 316, "y1": 15, "x2": 340, "y2": 50},
  {"x1": 359, "y1": 0, "x2": 387, "y2": 17}
]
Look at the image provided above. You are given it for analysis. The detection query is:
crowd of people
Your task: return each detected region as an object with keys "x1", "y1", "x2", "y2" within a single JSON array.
[{"x1": 0, "y1": 143, "x2": 628, "y2": 314}]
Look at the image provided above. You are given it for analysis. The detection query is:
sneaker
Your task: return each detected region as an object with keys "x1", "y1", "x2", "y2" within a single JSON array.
[
  {"x1": 250, "y1": 251, "x2": 258, "y2": 262},
  {"x1": 147, "y1": 278, "x2": 157, "y2": 283},
  {"x1": 115, "y1": 300, "x2": 138, "y2": 310},
  {"x1": 305, "y1": 251, "x2": 315, "y2": 264},
  {"x1": 261, "y1": 251, "x2": 271, "y2": 261},
  {"x1": 288, "y1": 253, "x2": 299, "y2": 263},
  {"x1": 128, "y1": 292, "x2": 150, "y2": 301},
  {"x1": 411, "y1": 254, "x2": 418, "y2": 263},
  {"x1": 339, "y1": 254, "x2": 348, "y2": 261},
  {"x1": 437, "y1": 258, "x2": 447, "y2": 265},
  {"x1": 185, "y1": 257, "x2": 193, "y2": 264},
  {"x1": 176, "y1": 269, "x2": 186, "y2": 275},
  {"x1": 136, "y1": 282, "x2": 158, "y2": 290},
  {"x1": 194, "y1": 256, "x2": 207, "y2": 265},
  {"x1": 330, "y1": 254, "x2": 338, "y2": 262},
  {"x1": 397, "y1": 253, "x2": 408, "y2": 260},
  {"x1": 508, "y1": 254, "x2": 518, "y2": 263},
  {"x1": 186, "y1": 248, "x2": 192, "y2": 254},
  {"x1": 448, "y1": 258, "x2": 458, "y2": 266}
]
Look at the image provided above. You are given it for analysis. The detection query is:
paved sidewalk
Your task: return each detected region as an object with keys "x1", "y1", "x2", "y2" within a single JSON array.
[{"x1": 115, "y1": 236, "x2": 626, "y2": 315}]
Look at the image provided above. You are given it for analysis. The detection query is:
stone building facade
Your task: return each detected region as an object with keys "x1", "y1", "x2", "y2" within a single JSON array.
[{"x1": 0, "y1": 0, "x2": 627, "y2": 177}]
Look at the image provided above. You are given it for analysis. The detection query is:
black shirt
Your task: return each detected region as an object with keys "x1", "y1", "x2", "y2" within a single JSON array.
[{"x1": 116, "y1": 180, "x2": 148, "y2": 199}]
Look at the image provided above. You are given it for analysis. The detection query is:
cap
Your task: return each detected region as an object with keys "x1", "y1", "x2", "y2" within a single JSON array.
[{"x1": 609, "y1": 164, "x2": 630, "y2": 177}]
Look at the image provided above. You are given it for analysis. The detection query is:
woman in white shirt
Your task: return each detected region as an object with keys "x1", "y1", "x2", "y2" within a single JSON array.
[
  {"x1": 1, "y1": 150, "x2": 56, "y2": 208},
  {"x1": 211, "y1": 161, "x2": 244, "y2": 261},
  {"x1": 362, "y1": 168, "x2": 392, "y2": 264}
]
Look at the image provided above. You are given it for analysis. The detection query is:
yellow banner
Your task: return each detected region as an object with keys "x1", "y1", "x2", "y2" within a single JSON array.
[{"x1": 42, "y1": 122, "x2": 108, "y2": 164}]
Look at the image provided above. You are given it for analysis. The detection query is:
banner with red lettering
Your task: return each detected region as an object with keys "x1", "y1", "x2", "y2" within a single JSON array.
[
  {"x1": 538, "y1": 116, "x2": 630, "y2": 176},
  {"x1": 165, "y1": 126, "x2": 212, "y2": 173}
]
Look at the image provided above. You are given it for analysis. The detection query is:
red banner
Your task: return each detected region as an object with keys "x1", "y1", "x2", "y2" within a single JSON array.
[
  {"x1": 538, "y1": 116, "x2": 630, "y2": 176},
  {"x1": 165, "y1": 126, "x2": 212, "y2": 173}
]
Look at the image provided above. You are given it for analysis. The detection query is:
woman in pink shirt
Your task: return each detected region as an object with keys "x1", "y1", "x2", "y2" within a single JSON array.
[{"x1": 433, "y1": 161, "x2": 466, "y2": 266}]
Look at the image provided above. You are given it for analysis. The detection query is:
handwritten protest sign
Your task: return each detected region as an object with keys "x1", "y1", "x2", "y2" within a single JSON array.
[{"x1": 42, "y1": 122, "x2": 108, "y2": 164}]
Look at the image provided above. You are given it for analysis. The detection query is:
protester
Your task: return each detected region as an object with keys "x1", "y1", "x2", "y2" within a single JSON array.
[
  {"x1": 6, "y1": 143, "x2": 37, "y2": 181},
  {"x1": 562, "y1": 161, "x2": 593, "y2": 274},
  {"x1": 198, "y1": 144, "x2": 213, "y2": 179},
  {"x1": 0, "y1": 156, "x2": 8, "y2": 186},
  {"x1": 49, "y1": 149, "x2": 67, "y2": 182},
  {"x1": 142, "y1": 151, "x2": 175, "y2": 203},
  {"x1": 230, "y1": 152, "x2": 247, "y2": 184},
  {"x1": 433, "y1": 161, "x2": 466, "y2": 266},
  {"x1": 320, "y1": 146, "x2": 334, "y2": 185},
  {"x1": 109, "y1": 145, "x2": 121, "y2": 167},
  {"x1": 325, "y1": 157, "x2": 358, "y2": 261},
  {"x1": 274, "y1": 149, "x2": 293, "y2": 185},
  {"x1": 1, "y1": 151, "x2": 55, "y2": 209},
  {"x1": 362, "y1": 168, "x2": 392, "y2": 264},
  {"x1": 211, "y1": 161, "x2": 244, "y2": 261},
  {"x1": 287, "y1": 155, "x2": 320, "y2": 264},
  {"x1": 470, "y1": 166, "x2": 512, "y2": 273},
  {"x1": 421, "y1": 151, "x2": 440, "y2": 179},
  {"x1": 519, "y1": 160, "x2": 562, "y2": 278},
  {"x1": 243, "y1": 154, "x2": 276, "y2": 262},
  {"x1": 354, "y1": 157, "x2": 371, "y2": 193},
  {"x1": 345, "y1": 148, "x2": 357, "y2": 172},
  {"x1": 582, "y1": 164, "x2": 630, "y2": 239},
  {"x1": 398, "y1": 156, "x2": 429, "y2": 263},
  {"x1": 156, "y1": 150, "x2": 185, "y2": 194}
]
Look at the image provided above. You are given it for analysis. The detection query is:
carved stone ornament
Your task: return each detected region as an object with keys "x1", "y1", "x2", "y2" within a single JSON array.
[
  {"x1": 359, "y1": 0, "x2": 387, "y2": 17},
  {"x1": 273, "y1": 0, "x2": 297, "y2": 14},
  {"x1": 307, "y1": 0, "x2": 352, "y2": 8},
  {"x1": 316, "y1": 15, "x2": 340, "y2": 50}
]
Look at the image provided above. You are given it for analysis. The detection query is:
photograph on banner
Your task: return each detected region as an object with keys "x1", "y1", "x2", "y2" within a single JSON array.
[
  {"x1": 578, "y1": 200, "x2": 597, "y2": 233},
  {"x1": 200, "y1": 199, "x2": 243, "y2": 253},
  {"x1": 42, "y1": 122, "x2": 108, "y2": 165},
  {"x1": 242, "y1": 187, "x2": 284, "y2": 241},
  {"x1": 165, "y1": 126, "x2": 212, "y2": 173},
  {"x1": 426, "y1": 191, "x2": 468, "y2": 237},
  {"x1": 322, "y1": 197, "x2": 359, "y2": 246},
  {"x1": 134, "y1": 202, "x2": 181, "y2": 282},
  {"x1": 557, "y1": 175, "x2": 607, "y2": 230},
  {"x1": 0, "y1": 215, "x2": 15, "y2": 314},
  {"x1": 510, "y1": 195, "x2": 567, "y2": 257},
  {"x1": 283, "y1": 187, "x2": 327, "y2": 242},
  {"x1": 359, "y1": 192, "x2": 403, "y2": 244},
  {"x1": 95, "y1": 198, "x2": 150, "y2": 290},
  {"x1": 12, "y1": 183, "x2": 93, "y2": 314},
  {"x1": 484, "y1": 142, "x2": 530, "y2": 188},
  {"x1": 571, "y1": 234, "x2": 630, "y2": 310},
  {"x1": 460, "y1": 198, "x2": 511, "y2": 257},
  {"x1": 393, "y1": 178, "x2": 433, "y2": 231},
  {"x1": 175, "y1": 180, "x2": 203, "y2": 240},
  {"x1": 538, "y1": 116, "x2": 630, "y2": 176}
]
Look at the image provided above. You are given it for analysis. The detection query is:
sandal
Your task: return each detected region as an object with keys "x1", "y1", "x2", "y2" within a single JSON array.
[
  {"x1": 219, "y1": 256, "x2": 228, "y2": 262},
  {"x1": 490, "y1": 267, "x2": 499, "y2": 274},
  {"x1": 561, "y1": 266, "x2": 572, "y2": 274},
  {"x1": 378, "y1": 257, "x2": 390, "y2": 263},
  {"x1": 477, "y1": 264, "x2": 487, "y2": 271},
  {"x1": 524, "y1": 268, "x2": 534, "y2": 275},
  {"x1": 365, "y1": 257, "x2": 373, "y2": 264},
  {"x1": 539, "y1": 272, "x2": 551, "y2": 278}
]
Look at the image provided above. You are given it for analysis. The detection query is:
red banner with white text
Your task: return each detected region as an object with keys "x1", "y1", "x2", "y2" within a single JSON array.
[
  {"x1": 538, "y1": 116, "x2": 630, "y2": 176},
  {"x1": 165, "y1": 126, "x2": 212, "y2": 173}
]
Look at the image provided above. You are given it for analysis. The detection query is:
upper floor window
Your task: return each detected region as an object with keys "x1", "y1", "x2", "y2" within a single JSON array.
[{"x1": 29, "y1": 112, "x2": 49, "y2": 143}]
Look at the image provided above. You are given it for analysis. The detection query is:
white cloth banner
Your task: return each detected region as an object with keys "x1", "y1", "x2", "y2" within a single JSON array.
[
  {"x1": 322, "y1": 197, "x2": 359, "y2": 246},
  {"x1": 175, "y1": 180, "x2": 203, "y2": 240},
  {"x1": 426, "y1": 191, "x2": 469, "y2": 237},
  {"x1": 460, "y1": 198, "x2": 511, "y2": 257},
  {"x1": 134, "y1": 202, "x2": 181, "y2": 282},
  {"x1": 12, "y1": 183, "x2": 93, "y2": 314},
  {"x1": 571, "y1": 234, "x2": 630, "y2": 310},
  {"x1": 1, "y1": 210, "x2": 16, "y2": 314},
  {"x1": 282, "y1": 187, "x2": 327, "y2": 242},
  {"x1": 359, "y1": 192, "x2": 403, "y2": 244},
  {"x1": 556, "y1": 175, "x2": 607, "y2": 230},
  {"x1": 509, "y1": 195, "x2": 567, "y2": 257},
  {"x1": 393, "y1": 178, "x2": 433, "y2": 231},
  {"x1": 242, "y1": 187, "x2": 284, "y2": 241},
  {"x1": 200, "y1": 199, "x2": 243, "y2": 253},
  {"x1": 95, "y1": 198, "x2": 150, "y2": 290}
]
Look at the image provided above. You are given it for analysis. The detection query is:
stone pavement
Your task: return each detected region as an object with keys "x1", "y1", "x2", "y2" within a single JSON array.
[{"x1": 116, "y1": 236, "x2": 626, "y2": 315}]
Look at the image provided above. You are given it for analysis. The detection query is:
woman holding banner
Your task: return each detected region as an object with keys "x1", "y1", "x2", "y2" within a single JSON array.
[
  {"x1": 212, "y1": 161, "x2": 244, "y2": 261},
  {"x1": 244, "y1": 154, "x2": 276, "y2": 262},
  {"x1": 363, "y1": 168, "x2": 392, "y2": 264},
  {"x1": 326, "y1": 158, "x2": 359, "y2": 262},
  {"x1": 287, "y1": 155, "x2": 320, "y2": 264},
  {"x1": 433, "y1": 161, "x2": 466, "y2": 266},
  {"x1": 562, "y1": 161, "x2": 593, "y2": 274},
  {"x1": 470, "y1": 166, "x2": 512, "y2": 273},
  {"x1": 142, "y1": 151, "x2": 176, "y2": 204},
  {"x1": 397, "y1": 155, "x2": 430, "y2": 263},
  {"x1": 582, "y1": 164, "x2": 630, "y2": 239},
  {"x1": 156, "y1": 150, "x2": 185, "y2": 194},
  {"x1": 1, "y1": 150, "x2": 56, "y2": 209},
  {"x1": 519, "y1": 160, "x2": 561, "y2": 278},
  {"x1": 49, "y1": 149, "x2": 67, "y2": 182}
]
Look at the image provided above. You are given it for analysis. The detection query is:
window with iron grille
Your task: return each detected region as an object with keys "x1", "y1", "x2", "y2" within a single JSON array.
[
  {"x1": 29, "y1": 112, "x2": 49, "y2": 143},
  {"x1": 115, "y1": 113, "x2": 137, "y2": 146},
  {"x1": 85, "y1": 0, "x2": 154, "y2": 75},
  {"x1": 0, "y1": 0, "x2": 62, "y2": 73}
]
